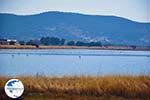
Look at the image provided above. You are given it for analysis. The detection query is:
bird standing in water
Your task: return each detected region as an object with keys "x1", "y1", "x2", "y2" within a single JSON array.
[{"x1": 79, "y1": 56, "x2": 81, "y2": 59}]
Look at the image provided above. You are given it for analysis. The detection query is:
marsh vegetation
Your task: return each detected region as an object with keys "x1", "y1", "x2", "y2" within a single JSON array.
[{"x1": 0, "y1": 75, "x2": 150, "y2": 100}]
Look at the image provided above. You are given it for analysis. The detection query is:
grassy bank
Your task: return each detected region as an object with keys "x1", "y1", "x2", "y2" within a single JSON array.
[
  {"x1": 0, "y1": 76, "x2": 150, "y2": 100},
  {"x1": 0, "y1": 45, "x2": 150, "y2": 51}
]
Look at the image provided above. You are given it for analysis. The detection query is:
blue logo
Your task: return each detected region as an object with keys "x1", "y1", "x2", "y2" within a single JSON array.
[{"x1": 5, "y1": 79, "x2": 24, "y2": 98}]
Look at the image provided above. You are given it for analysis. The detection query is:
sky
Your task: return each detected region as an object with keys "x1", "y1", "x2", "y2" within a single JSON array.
[{"x1": 0, "y1": 0, "x2": 149, "y2": 22}]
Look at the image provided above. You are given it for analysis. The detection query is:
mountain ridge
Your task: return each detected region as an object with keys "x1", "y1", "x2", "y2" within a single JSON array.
[
  {"x1": 0, "y1": 11, "x2": 150, "y2": 46},
  {"x1": 1, "y1": 11, "x2": 150, "y2": 24}
]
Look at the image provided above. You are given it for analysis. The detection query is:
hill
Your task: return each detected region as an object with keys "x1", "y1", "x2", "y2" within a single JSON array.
[{"x1": 0, "y1": 11, "x2": 150, "y2": 46}]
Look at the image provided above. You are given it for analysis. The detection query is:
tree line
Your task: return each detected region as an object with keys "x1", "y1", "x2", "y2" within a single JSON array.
[{"x1": 19, "y1": 37, "x2": 102, "y2": 47}]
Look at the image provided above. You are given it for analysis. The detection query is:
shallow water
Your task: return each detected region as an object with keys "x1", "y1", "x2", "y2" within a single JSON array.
[{"x1": 0, "y1": 49, "x2": 150, "y2": 76}]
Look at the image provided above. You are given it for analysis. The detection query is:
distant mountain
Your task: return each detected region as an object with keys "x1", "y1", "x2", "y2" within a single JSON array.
[{"x1": 0, "y1": 11, "x2": 150, "y2": 46}]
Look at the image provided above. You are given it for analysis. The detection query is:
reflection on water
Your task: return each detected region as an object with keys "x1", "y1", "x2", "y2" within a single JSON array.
[{"x1": 0, "y1": 49, "x2": 150, "y2": 76}]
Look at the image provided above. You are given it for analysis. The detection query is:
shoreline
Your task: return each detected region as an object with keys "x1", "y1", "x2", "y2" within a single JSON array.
[{"x1": 0, "y1": 45, "x2": 150, "y2": 51}]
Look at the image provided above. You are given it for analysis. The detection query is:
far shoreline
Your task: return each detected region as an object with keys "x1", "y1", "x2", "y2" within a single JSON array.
[{"x1": 0, "y1": 45, "x2": 150, "y2": 51}]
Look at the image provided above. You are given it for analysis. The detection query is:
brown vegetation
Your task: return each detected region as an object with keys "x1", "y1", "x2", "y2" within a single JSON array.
[
  {"x1": 0, "y1": 75, "x2": 150, "y2": 100},
  {"x1": 1, "y1": 44, "x2": 150, "y2": 51}
]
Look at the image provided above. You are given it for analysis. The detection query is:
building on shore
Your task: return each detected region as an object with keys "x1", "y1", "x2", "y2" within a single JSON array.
[
  {"x1": 0, "y1": 39, "x2": 9, "y2": 45},
  {"x1": 0, "y1": 39, "x2": 19, "y2": 45}
]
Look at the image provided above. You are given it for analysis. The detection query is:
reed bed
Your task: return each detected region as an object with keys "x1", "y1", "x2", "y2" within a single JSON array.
[{"x1": 0, "y1": 75, "x2": 150, "y2": 100}]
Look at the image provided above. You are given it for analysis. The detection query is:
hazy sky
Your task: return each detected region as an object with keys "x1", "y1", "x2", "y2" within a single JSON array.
[{"x1": 0, "y1": 0, "x2": 149, "y2": 22}]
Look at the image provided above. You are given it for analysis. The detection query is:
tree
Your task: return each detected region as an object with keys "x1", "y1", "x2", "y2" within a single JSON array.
[
  {"x1": 67, "y1": 41, "x2": 75, "y2": 46},
  {"x1": 40, "y1": 37, "x2": 61, "y2": 45},
  {"x1": 95, "y1": 42, "x2": 102, "y2": 46},
  {"x1": 9, "y1": 41, "x2": 16, "y2": 45},
  {"x1": 60, "y1": 38, "x2": 65, "y2": 45},
  {"x1": 131, "y1": 45, "x2": 136, "y2": 50},
  {"x1": 88, "y1": 42, "x2": 102, "y2": 46},
  {"x1": 49, "y1": 37, "x2": 60, "y2": 45},
  {"x1": 40, "y1": 37, "x2": 50, "y2": 45},
  {"x1": 26, "y1": 39, "x2": 41, "y2": 46},
  {"x1": 76, "y1": 41, "x2": 85, "y2": 46},
  {"x1": 19, "y1": 41, "x2": 25, "y2": 45}
]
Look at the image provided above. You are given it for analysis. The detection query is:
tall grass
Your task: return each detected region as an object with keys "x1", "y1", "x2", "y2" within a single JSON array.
[{"x1": 0, "y1": 75, "x2": 150, "y2": 99}]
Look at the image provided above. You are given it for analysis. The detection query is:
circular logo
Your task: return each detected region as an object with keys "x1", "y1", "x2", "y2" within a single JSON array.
[{"x1": 4, "y1": 79, "x2": 24, "y2": 98}]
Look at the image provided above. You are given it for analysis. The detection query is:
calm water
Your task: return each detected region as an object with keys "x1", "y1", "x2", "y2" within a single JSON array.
[{"x1": 0, "y1": 49, "x2": 150, "y2": 76}]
